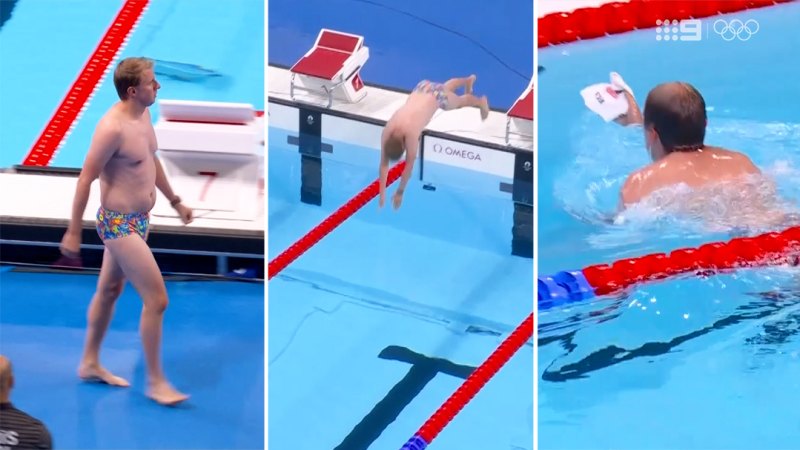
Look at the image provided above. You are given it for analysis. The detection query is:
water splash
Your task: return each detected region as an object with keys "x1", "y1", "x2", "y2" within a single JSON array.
[{"x1": 554, "y1": 115, "x2": 800, "y2": 251}]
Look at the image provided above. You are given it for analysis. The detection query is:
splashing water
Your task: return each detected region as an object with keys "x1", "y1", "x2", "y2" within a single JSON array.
[{"x1": 554, "y1": 115, "x2": 800, "y2": 251}]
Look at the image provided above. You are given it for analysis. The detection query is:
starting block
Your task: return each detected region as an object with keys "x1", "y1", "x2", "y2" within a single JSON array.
[
  {"x1": 290, "y1": 28, "x2": 369, "y2": 108},
  {"x1": 153, "y1": 99, "x2": 263, "y2": 221},
  {"x1": 506, "y1": 81, "x2": 533, "y2": 148}
]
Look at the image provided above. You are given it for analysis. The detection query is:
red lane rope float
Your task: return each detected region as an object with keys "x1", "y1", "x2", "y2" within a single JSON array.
[
  {"x1": 401, "y1": 314, "x2": 534, "y2": 449},
  {"x1": 560, "y1": 226, "x2": 800, "y2": 302},
  {"x1": 22, "y1": 0, "x2": 149, "y2": 167},
  {"x1": 540, "y1": 226, "x2": 800, "y2": 309},
  {"x1": 268, "y1": 160, "x2": 406, "y2": 280},
  {"x1": 583, "y1": 226, "x2": 800, "y2": 297},
  {"x1": 538, "y1": 0, "x2": 793, "y2": 48}
]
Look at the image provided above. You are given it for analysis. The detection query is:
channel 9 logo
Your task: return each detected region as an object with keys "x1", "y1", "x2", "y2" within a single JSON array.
[
  {"x1": 655, "y1": 18, "x2": 760, "y2": 42},
  {"x1": 655, "y1": 19, "x2": 702, "y2": 41}
]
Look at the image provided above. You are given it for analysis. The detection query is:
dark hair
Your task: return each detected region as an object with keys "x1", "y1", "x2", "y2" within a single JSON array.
[{"x1": 643, "y1": 82, "x2": 706, "y2": 152}]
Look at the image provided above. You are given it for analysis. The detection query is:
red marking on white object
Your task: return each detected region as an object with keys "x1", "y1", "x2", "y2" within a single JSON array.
[{"x1": 198, "y1": 171, "x2": 218, "y2": 201}]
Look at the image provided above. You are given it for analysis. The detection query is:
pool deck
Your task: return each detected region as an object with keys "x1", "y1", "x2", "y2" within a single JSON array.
[
  {"x1": 0, "y1": 115, "x2": 265, "y2": 272},
  {"x1": 268, "y1": 64, "x2": 533, "y2": 152}
]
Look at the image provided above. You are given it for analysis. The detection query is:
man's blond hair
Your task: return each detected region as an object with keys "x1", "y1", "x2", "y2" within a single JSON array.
[{"x1": 113, "y1": 57, "x2": 154, "y2": 100}]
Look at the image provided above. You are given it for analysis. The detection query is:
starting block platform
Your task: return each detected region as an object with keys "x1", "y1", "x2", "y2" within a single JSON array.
[
  {"x1": 269, "y1": 27, "x2": 533, "y2": 258},
  {"x1": 272, "y1": 79, "x2": 532, "y2": 152},
  {"x1": 153, "y1": 99, "x2": 264, "y2": 221},
  {"x1": 275, "y1": 28, "x2": 533, "y2": 151},
  {"x1": 506, "y1": 81, "x2": 534, "y2": 146},
  {"x1": 1, "y1": 100, "x2": 265, "y2": 276},
  {"x1": 289, "y1": 28, "x2": 370, "y2": 108}
]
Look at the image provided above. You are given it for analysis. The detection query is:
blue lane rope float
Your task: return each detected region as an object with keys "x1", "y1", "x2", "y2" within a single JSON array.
[
  {"x1": 538, "y1": 270, "x2": 595, "y2": 311},
  {"x1": 538, "y1": 226, "x2": 800, "y2": 311}
]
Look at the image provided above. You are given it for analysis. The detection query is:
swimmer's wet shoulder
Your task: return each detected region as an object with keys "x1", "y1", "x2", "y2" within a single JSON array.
[
  {"x1": 601, "y1": 76, "x2": 767, "y2": 211},
  {"x1": 620, "y1": 146, "x2": 762, "y2": 207}
]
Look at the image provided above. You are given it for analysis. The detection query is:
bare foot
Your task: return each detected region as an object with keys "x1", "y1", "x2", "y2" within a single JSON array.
[
  {"x1": 479, "y1": 96, "x2": 489, "y2": 120},
  {"x1": 78, "y1": 364, "x2": 130, "y2": 387},
  {"x1": 147, "y1": 380, "x2": 189, "y2": 406},
  {"x1": 466, "y1": 74, "x2": 476, "y2": 94}
]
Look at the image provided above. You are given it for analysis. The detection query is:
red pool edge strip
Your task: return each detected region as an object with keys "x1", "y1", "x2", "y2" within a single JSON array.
[
  {"x1": 267, "y1": 160, "x2": 406, "y2": 280},
  {"x1": 402, "y1": 314, "x2": 534, "y2": 449},
  {"x1": 582, "y1": 226, "x2": 800, "y2": 296},
  {"x1": 22, "y1": 0, "x2": 150, "y2": 167},
  {"x1": 538, "y1": 0, "x2": 794, "y2": 48}
]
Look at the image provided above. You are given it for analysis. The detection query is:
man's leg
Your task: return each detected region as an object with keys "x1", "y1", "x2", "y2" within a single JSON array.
[
  {"x1": 78, "y1": 248, "x2": 130, "y2": 386},
  {"x1": 444, "y1": 75, "x2": 476, "y2": 94},
  {"x1": 104, "y1": 234, "x2": 188, "y2": 405},
  {"x1": 443, "y1": 91, "x2": 490, "y2": 119}
]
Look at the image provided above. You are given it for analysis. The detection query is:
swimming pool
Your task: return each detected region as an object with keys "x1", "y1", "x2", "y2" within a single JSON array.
[
  {"x1": 267, "y1": 126, "x2": 533, "y2": 448},
  {"x1": 538, "y1": 3, "x2": 800, "y2": 449},
  {"x1": 267, "y1": 0, "x2": 533, "y2": 110},
  {"x1": 0, "y1": 0, "x2": 264, "y2": 168}
]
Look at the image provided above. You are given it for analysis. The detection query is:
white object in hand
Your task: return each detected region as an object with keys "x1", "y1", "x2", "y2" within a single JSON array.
[
  {"x1": 580, "y1": 82, "x2": 629, "y2": 122},
  {"x1": 610, "y1": 72, "x2": 634, "y2": 97}
]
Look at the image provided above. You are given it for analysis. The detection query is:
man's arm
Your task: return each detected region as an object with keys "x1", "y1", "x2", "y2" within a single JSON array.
[
  {"x1": 66, "y1": 120, "x2": 120, "y2": 237},
  {"x1": 147, "y1": 109, "x2": 181, "y2": 207},
  {"x1": 613, "y1": 92, "x2": 643, "y2": 126},
  {"x1": 153, "y1": 153, "x2": 192, "y2": 224},
  {"x1": 378, "y1": 152, "x2": 389, "y2": 201},
  {"x1": 154, "y1": 156, "x2": 180, "y2": 205},
  {"x1": 609, "y1": 73, "x2": 643, "y2": 126},
  {"x1": 395, "y1": 136, "x2": 419, "y2": 195}
]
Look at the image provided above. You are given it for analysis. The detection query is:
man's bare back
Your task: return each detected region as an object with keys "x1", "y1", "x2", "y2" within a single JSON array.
[
  {"x1": 589, "y1": 76, "x2": 794, "y2": 231},
  {"x1": 387, "y1": 90, "x2": 441, "y2": 138},
  {"x1": 379, "y1": 76, "x2": 489, "y2": 209},
  {"x1": 621, "y1": 146, "x2": 761, "y2": 207}
]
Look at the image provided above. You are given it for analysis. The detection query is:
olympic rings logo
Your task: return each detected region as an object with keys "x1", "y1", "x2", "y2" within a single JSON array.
[{"x1": 713, "y1": 19, "x2": 759, "y2": 42}]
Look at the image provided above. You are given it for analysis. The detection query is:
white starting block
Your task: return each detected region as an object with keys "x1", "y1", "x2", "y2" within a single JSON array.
[
  {"x1": 506, "y1": 81, "x2": 534, "y2": 148},
  {"x1": 290, "y1": 28, "x2": 369, "y2": 108},
  {"x1": 153, "y1": 99, "x2": 263, "y2": 221}
]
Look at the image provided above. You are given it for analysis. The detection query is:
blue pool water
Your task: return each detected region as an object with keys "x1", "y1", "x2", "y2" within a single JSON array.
[
  {"x1": 267, "y1": 128, "x2": 533, "y2": 448},
  {"x1": 0, "y1": 268, "x2": 264, "y2": 449},
  {"x1": 0, "y1": 0, "x2": 264, "y2": 169},
  {"x1": 538, "y1": 4, "x2": 800, "y2": 449},
  {"x1": 267, "y1": 0, "x2": 533, "y2": 110}
]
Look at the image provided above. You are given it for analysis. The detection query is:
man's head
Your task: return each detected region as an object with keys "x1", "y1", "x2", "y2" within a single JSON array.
[
  {"x1": 383, "y1": 135, "x2": 405, "y2": 162},
  {"x1": 113, "y1": 57, "x2": 160, "y2": 105},
  {"x1": 643, "y1": 82, "x2": 707, "y2": 160},
  {"x1": 0, "y1": 355, "x2": 13, "y2": 403}
]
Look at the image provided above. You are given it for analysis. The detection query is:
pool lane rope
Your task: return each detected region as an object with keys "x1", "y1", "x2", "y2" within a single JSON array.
[
  {"x1": 22, "y1": 0, "x2": 149, "y2": 167},
  {"x1": 539, "y1": 226, "x2": 800, "y2": 310},
  {"x1": 401, "y1": 313, "x2": 533, "y2": 450},
  {"x1": 269, "y1": 159, "x2": 533, "y2": 448},
  {"x1": 538, "y1": 0, "x2": 793, "y2": 48},
  {"x1": 268, "y1": 160, "x2": 406, "y2": 279}
]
